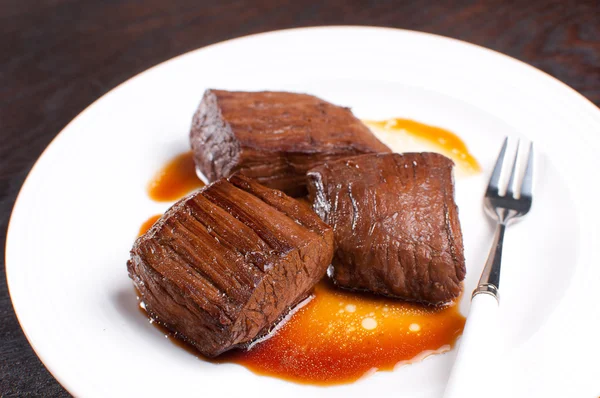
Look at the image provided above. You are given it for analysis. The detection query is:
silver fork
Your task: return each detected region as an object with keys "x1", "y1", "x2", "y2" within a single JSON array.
[
  {"x1": 475, "y1": 137, "x2": 534, "y2": 300},
  {"x1": 444, "y1": 137, "x2": 534, "y2": 398}
]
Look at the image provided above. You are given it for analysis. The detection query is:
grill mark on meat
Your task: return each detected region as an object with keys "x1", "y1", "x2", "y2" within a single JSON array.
[
  {"x1": 210, "y1": 180, "x2": 319, "y2": 251},
  {"x1": 178, "y1": 208, "x2": 256, "y2": 282},
  {"x1": 135, "y1": 247, "x2": 235, "y2": 327},
  {"x1": 160, "y1": 215, "x2": 250, "y2": 299},
  {"x1": 184, "y1": 194, "x2": 273, "y2": 273},
  {"x1": 135, "y1": 246, "x2": 226, "y2": 319},
  {"x1": 160, "y1": 242, "x2": 242, "y2": 319},
  {"x1": 202, "y1": 182, "x2": 294, "y2": 254},
  {"x1": 129, "y1": 175, "x2": 334, "y2": 356},
  {"x1": 228, "y1": 174, "x2": 327, "y2": 235}
]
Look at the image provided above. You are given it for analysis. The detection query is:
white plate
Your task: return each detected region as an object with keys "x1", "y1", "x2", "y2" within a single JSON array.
[{"x1": 6, "y1": 27, "x2": 600, "y2": 397}]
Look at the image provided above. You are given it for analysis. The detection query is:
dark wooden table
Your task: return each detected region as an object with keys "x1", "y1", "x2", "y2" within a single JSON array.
[{"x1": 1, "y1": 0, "x2": 598, "y2": 395}]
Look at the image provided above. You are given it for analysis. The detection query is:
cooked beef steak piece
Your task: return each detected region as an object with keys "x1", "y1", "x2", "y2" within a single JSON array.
[
  {"x1": 190, "y1": 90, "x2": 391, "y2": 197},
  {"x1": 307, "y1": 153, "x2": 465, "y2": 305},
  {"x1": 128, "y1": 175, "x2": 334, "y2": 357}
]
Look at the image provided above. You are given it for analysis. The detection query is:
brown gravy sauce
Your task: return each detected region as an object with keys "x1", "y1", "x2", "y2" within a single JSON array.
[
  {"x1": 147, "y1": 151, "x2": 205, "y2": 202},
  {"x1": 220, "y1": 281, "x2": 464, "y2": 385},
  {"x1": 138, "y1": 214, "x2": 162, "y2": 236},
  {"x1": 364, "y1": 118, "x2": 481, "y2": 173},
  {"x1": 138, "y1": 121, "x2": 469, "y2": 384}
]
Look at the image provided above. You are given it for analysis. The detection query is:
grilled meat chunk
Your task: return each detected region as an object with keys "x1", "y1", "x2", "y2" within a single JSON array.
[
  {"x1": 128, "y1": 175, "x2": 334, "y2": 356},
  {"x1": 190, "y1": 90, "x2": 391, "y2": 197},
  {"x1": 307, "y1": 152, "x2": 465, "y2": 305}
]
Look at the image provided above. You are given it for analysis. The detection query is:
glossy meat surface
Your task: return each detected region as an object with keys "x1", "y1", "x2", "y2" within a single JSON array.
[
  {"x1": 128, "y1": 175, "x2": 334, "y2": 357},
  {"x1": 307, "y1": 153, "x2": 465, "y2": 305},
  {"x1": 190, "y1": 89, "x2": 391, "y2": 197}
]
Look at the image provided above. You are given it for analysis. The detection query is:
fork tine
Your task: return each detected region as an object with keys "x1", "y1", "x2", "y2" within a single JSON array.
[
  {"x1": 520, "y1": 142, "x2": 534, "y2": 199},
  {"x1": 506, "y1": 139, "x2": 521, "y2": 198},
  {"x1": 487, "y1": 137, "x2": 508, "y2": 195}
]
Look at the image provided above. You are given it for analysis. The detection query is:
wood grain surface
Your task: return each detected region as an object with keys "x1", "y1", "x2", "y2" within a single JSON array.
[{"x1": 1, "y1": 0, "x2": 598, "y2": 395}]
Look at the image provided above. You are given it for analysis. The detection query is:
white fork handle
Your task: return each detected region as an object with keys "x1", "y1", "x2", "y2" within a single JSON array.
[{"x1": 443, "y1": 293, "x2": 500, "y2": 398}]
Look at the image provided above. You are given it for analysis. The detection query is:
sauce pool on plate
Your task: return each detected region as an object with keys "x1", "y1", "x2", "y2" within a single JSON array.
[
  {"x1": 364, "y1": 118, "x2": 481, "y2": 174},
  {"x1": 138, "y1": 214, "x2": 162, "y2": 236},
  {"x1": 222, "y1": 281, "x2": 465, "y2": 384},
  {"x1": 147, "y1": 151, "x2": 205, "y2": 201}
]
